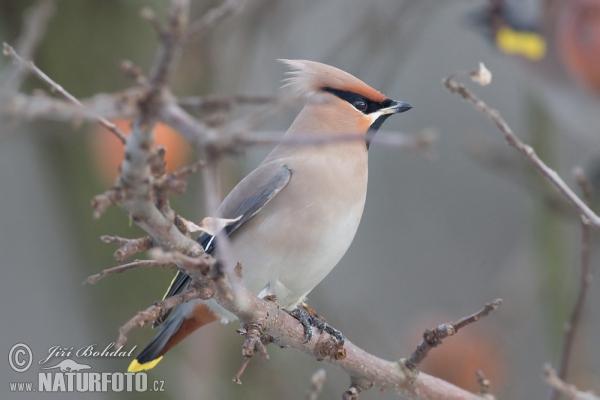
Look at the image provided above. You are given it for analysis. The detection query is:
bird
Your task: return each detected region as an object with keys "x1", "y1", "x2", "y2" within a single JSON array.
[{"x1": 128, "y1": 59, "x2": 412, "y2": 372}]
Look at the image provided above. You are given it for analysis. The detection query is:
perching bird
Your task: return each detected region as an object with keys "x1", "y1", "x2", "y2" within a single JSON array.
[{"x1": 128, "y1": 60, "x2": 412, "y2": 372}]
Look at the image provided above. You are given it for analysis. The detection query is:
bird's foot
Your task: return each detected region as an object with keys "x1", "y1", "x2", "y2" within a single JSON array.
[
  {"x1": 287, "y1": 308, "x2": 344, "y2": 344},
  {"x1": 301, "y1": 301, "x2": 325, "y2": 321}
]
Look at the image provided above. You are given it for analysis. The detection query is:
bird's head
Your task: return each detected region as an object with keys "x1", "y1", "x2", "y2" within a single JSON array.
[{"x1": 279, "y1": 59, "x2": 411, "y2": 142}]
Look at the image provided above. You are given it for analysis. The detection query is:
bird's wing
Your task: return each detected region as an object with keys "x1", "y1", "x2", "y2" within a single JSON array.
[
  {"x1": 153, "y1": 162, "x2": 292, "y2": 327},
  {"x1": 217, "y1": 161, "x2": 292, "y2": 234}
]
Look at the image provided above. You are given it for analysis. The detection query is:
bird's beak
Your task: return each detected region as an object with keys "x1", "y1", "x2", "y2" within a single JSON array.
[{"x1": 380, "y1": 100, "x2": 412, "y2": 115}]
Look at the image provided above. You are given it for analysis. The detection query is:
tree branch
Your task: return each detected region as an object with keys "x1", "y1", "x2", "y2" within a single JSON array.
[
  {"x1": 83, "y1": 259, "x2": 176, "y2": 285},
  {"x1": 306, "y1": 369, "x2": 326, "y2": 400},
  {"x1": 2, "y1": 43, "x2": 127, "y2": 143},
  {"x1": 403, "y1": 299, "x2": 502, "y2": 371},
  {"x1": 184, "y1": 0, "x2": 245, "y2": 42},
  {"x1": 100, "y1": 235, "x2": 154, "y2": 262},
  {"x1": 443, "y1": 70, "x2": 600, "y2": 228},
  {"x1": 549, "y1": 169, "x2": 594, "y2": 400},
  {"x1": 0, "y1": 0, "x2": 55, "y2": 95},
  {"x1": 544, "y1": 365, "x2": 599, "y2": 400},
  {"x1": 214, "y1": 283, "x2": 484, "y2": 400}
]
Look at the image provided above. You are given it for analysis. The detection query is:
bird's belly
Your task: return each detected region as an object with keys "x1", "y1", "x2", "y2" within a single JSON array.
[{"x1": 229, "y1": 195, "x2": 365, "y2": 310}]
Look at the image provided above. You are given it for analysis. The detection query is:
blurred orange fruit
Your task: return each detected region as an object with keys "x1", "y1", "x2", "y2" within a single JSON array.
[
  {"x1": 557, "y1": 0, "x2": 600, "y2": 94},
  {"x1": 91, "y1": 119, "x2": 191, "y2": 185}
]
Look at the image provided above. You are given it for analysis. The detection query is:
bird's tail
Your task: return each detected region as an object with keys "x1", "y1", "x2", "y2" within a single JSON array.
[{"x1": 128, "y1": 302, "x2": 217, "y2": 372}]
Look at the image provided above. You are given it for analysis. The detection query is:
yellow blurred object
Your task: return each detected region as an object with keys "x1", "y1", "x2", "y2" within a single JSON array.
[{"x1": 496, "y1": 25, "x2": 547, "y2": 61}]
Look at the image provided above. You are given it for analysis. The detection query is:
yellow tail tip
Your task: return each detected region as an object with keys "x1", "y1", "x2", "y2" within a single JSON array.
[{"x1": 128, "y1": 356, "x2": 163, "y2": 372}]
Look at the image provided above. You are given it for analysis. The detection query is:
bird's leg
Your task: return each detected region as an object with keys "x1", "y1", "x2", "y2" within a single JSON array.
[
  {"x1": 301, "y1": 302, "x2": 344, "y2": 343},
  {"x1": 288, "y1": 308, "x2": 314, "y2": 343},
  {"x1": 287, "y1": 307, "x2": 344, "y2": 344},
  {"x1": 301, "y1": 301, "x2": 325, "y2": 322}
]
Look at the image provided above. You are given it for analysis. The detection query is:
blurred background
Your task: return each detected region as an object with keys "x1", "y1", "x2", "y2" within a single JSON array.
[{"x1": 1, "y1": 0, "x2": 599, "y2": 399}]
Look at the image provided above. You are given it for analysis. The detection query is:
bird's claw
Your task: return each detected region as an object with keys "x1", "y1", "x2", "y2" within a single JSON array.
[{"x1": 287, "y1": 308, "x2": 344, "y2": 344}]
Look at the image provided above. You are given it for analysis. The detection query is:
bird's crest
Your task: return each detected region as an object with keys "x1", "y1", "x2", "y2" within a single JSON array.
[{"x1": 279, "y1": 59, "x2": 386, "y2": 103}]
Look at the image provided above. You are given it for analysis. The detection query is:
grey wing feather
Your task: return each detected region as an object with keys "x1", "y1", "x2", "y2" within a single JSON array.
[
  {"x1": 153, "y1": 162, "x2": 291, "y2": 328},
  {"x1": 218, "y1": 162, "x2": 292, "y2": 232}
]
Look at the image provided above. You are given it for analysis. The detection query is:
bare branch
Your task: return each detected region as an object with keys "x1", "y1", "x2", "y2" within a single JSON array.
[
  {"x1": 149, "y1": 249, "x2": 214, "y2": 281},
  {"x1": 544, "y1": 364, "x2": 599, "y2": 400},
  {"x1": 403, "y1": 299, "x2": 502, "y2": 371},
  {"x1": 342, "y1": 386, "x2": 360, "y2": 400},
  {"x1": 114, "y1": 248, "x2": 217, "y2": 347},
  {"x1": 306, "y1": 369, "x2": 326, "y2": 400},
  {"x1": 476, "y1": 370, "x2": 494, "y2": 399},
  {"x1": 153, "y1": 159, "x2": 205, "y2": 194},
  {"x1": 163, "y1": 95, "x2": 437, "y2": 157},
  {"x1": 233, "y1": 322, "x2": 272, "y2": 384},
  {"x1": 184, "y1": 0, "x2": 245, "y2": 41},
  {"x1": 444, "y1": 69, "x2": 600, "y2": 228},
  {"x1": 549, "y1": 169, "x2": 595, "y2": 400},
  {"x1": 91, "y1": 187, "x2": 123, "y2": 219},
  {"x1": 178, "y1": 94, "x2": 275, "y2": 112},
  {"x1": 140, "y1": 7, "x2": 164, "y2": 37},
  {"x1": 120, "y1": 60, "x2": 148, "y2": 86},
  {"x1": 147, "y1": 0, "x2": 188, "y2": 88},
  {"x1": 6, "y1": 91, "x2": 272, "y2": 122},
  {"x1": 83, "y1": 259, "x2": 177, "y2": 285},
  {"x1": 160, "y1": 99, "x2": 217, "y2": 150},
  {"x1": 0, "y1": 0, "x2": 55, "y2": 94},
  {"x1": 189, "y1": 278, "x2": 484, "y2": 400},
  {"x1": 112, "y1": 0, "x2": 206, "y2": 258},
  {"x1": 100, "y1": 235, "x2": 154, "y2": 262},
  {"x1": 116, "y1": 286, "x2": 208, "y2": 348},
  {"x1": 2, "y1": 43, "x2": 127, "y2": 143}
]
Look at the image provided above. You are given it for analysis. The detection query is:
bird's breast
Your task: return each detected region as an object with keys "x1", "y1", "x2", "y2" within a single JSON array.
[{"x1": 229, "y1": 148, "x2": 368, "y2": 309}]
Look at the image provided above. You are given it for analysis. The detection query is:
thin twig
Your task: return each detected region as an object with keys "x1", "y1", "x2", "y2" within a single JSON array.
[
  {"x1": 84, "y1": 260, "x2": 177, "y2": 285},
  {"x1": 2, "y1": 43, "x2": 127, "y2": 143},
  {"x1": 0, "y1": 0, "x2": 55, "y2": 95},
  {"x1": 184, "y1": 0, "x2": 245, "y2": 41},
  {"x1": 306, "y1": 369, "x2": 327, "y2": 400},
  {"x1": 153, "y1": 158, "x2": 206, "y2": 193},
  {"x1": 117, "y1": 286, "x2": 207, "y2": 348},
  {"x1": 113, "y1": 0, "x2": 204, "y2": 258},
  {"x1": 91, "y1": 187, "x2": 123, "y2": 219},
  {"x1": 6, "y1": 91, "x2": 271, "y2": 121},
  {"x1": 147, "y1": 0, "x2": 188, "y2": 89},
  {"x1": 140, "y1": 7, "x2": 164, "y2": 37},
  {"x1": 550, "y1": 169, "x2": 595, "y2": 400},
  {"x1": 403, "y1": 299, "x2": 502, "y2": 371},
  {"x1": 342, "y1": 386, "x2": 360, "y2": 400},
  {"x1": 544, "y1": 364, "x2": 599, "y2": 400},
  {"x1": 233, "y1": 322, "x2": 271, "y2": 384},
  {"x1": 120, "y1": 60, "x2": 148, "y2": 86},
  {"x1": 177, "y1": 94, "x2": 275, "y2": 112},
  {"x1": 444, "y1": 70, "x2": 600, "y2": 228},
  {"x1": 476, "y1": 370, "x2": 493, "y2": 398},
  {"x1": 100, "y1": 235, "x2": 154, "y2": 262}
]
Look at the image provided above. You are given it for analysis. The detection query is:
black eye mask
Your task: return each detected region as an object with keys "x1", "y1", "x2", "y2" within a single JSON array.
[{"x1": 321, "y1": 87, "x2": 394, "y2": 115}]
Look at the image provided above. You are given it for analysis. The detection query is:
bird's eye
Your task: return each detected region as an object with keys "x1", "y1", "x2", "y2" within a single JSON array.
[{"x1": 353, "y1": 99, "x2": 367, "y2": 112}]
